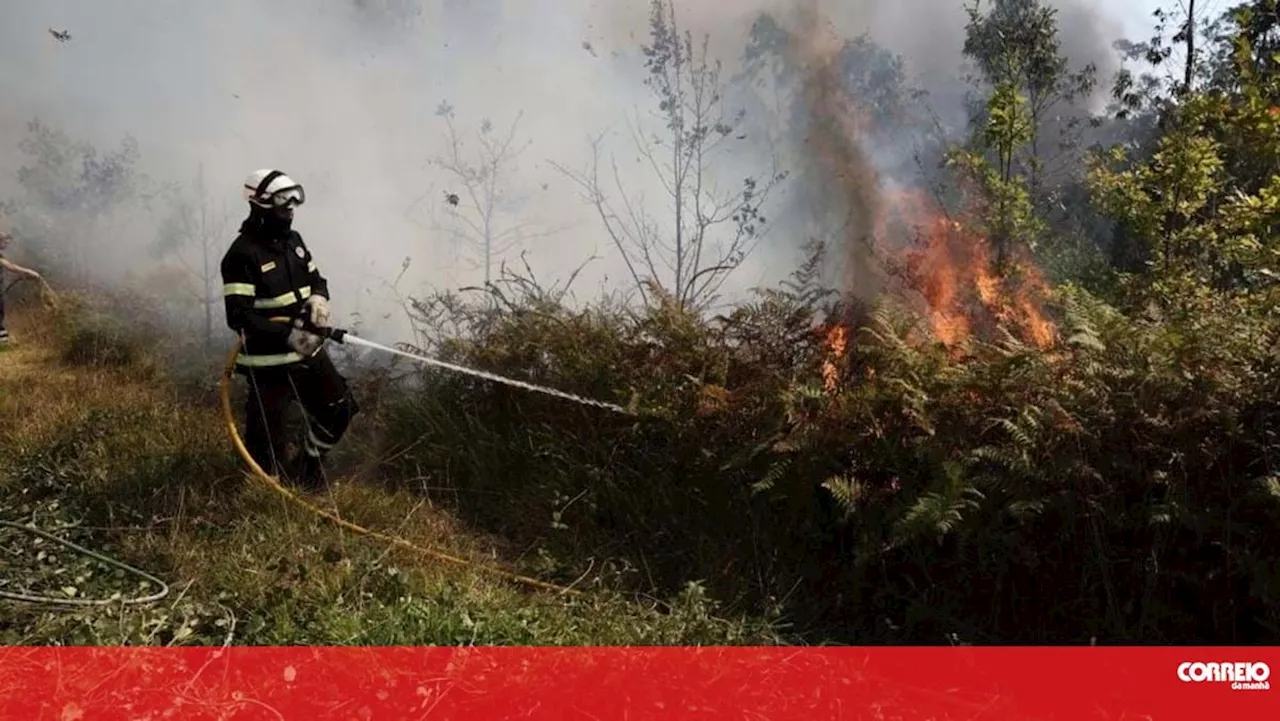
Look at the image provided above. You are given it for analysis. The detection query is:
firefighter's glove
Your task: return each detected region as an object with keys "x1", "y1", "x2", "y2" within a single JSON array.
[
  {"x1": 287, "y1": 320, "x2": 324, "y2": 358},
  {"x1": 304, "y1": 295, "x2": 331, "y2": 329}
]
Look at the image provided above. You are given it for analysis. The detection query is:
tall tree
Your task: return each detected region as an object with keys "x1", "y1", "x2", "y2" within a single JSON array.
[
  {"x1": 947, "y1": 79, "x2": 1043, "y2": 273},
  {"x1": 1205, "y1": 0, "x2": 1280, "y2": 96},
  {"x1": 962, "y1": 0, "x2": 1097, "y2": 197},
  {"x1": 556, "y1": 0, "x2": 785, "y2": 312},
  {"x1": 1103, "y1": 0, "x2": 1280, "y2": 275},
  {"x1": 1088, "y1": 18, "x2": 1280, "y2": 312}
]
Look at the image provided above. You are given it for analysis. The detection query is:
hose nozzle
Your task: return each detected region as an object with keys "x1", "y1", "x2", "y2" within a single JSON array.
[{"x1": 294, "y1": 313, "x2": 348, "y2": 343}]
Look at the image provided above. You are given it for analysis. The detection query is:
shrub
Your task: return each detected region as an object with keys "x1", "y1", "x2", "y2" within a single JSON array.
[
  {"x1": 376, "y1": 251, "x2": 1280, "y2": 643},
  {"x1": 58, "y1": 311, "x2": 153, "y2": 369}
]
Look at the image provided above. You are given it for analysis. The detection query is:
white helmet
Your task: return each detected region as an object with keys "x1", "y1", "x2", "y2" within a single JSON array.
[{"x1": 243, "y1": 169, "x2": 305, "y2": 209}]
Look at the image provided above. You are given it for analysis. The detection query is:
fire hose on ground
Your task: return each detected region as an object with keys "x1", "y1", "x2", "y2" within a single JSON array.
[
  {"x1": 0, "y1": 520, "x2": 170, "y2": 606},
  {"x1": 3, "y1": 275, "x2": 59, "y2": 310},
  {"x1": 1, "y1": 286, "x2": 612, "y2": 607},
  {"x1": 216, "y1": 317, "x2": 643, "y2": 596}
]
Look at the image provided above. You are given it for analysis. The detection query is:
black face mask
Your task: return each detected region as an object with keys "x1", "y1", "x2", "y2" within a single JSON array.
[
  {"x1": 242, "y1": 205, "x2": 292, "y2": 238},
  {"x1": 262, "y1": 209, "x2": 292, "y2": 236}
]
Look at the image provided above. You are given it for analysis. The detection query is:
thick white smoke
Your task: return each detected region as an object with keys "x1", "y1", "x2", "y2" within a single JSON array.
[{"x1": 0, "y1": 0, "x2": 1129, "y2": 343}]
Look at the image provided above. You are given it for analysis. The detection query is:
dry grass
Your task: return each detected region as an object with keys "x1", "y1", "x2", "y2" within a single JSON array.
[
  {"x1": 0, "y1": 300, "x2": 775, "y2": 645},
  {"x1": 0, "y1": 302, "x2": 493, "y2": 565}
]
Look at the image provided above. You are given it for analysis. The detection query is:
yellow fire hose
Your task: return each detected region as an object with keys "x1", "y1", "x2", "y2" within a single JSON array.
[
  {"x1": 38, "y1": 278, "x2": 59, "y2": 310},
  {"x1": 217, "y1": 339, "x2": 580, "y2": 596},
  {"x1": 3, "y1": 275, "x2": 59, "y2": 310}
]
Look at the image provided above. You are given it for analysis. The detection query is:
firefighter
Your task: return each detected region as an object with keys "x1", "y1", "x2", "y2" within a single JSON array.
[
  {"x1": 220, "y1": 169, "x2": 358, "y2": 490},
  {"x1": 0, "y1": 227, "x2": 44, "y2": 346}
]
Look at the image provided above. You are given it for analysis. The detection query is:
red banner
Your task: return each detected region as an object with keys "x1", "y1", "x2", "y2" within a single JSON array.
[{"x1": 0, "y1": 646, "x2": 1275, "y2": 719}]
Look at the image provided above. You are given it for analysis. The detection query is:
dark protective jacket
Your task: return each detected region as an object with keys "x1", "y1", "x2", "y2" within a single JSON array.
[{"x1": 219, "y1": 225, "x2": 329, "y2": 368}]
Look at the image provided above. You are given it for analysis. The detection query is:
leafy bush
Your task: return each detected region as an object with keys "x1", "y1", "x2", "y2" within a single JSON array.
[
  {"x1": 365, "y1": 13, "x2": 1280, "y2": 643},
  {"x1": 375, "y1": 246, "x2": 1280, "y2": 643}
]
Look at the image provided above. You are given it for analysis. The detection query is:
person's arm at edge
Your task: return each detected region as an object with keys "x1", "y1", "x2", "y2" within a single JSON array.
[{"x1": 0, "y1": 258, "x2": 40, "y2": 278}]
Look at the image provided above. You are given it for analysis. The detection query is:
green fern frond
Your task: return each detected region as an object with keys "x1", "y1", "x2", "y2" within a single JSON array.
[
  {"x1": 751, "y1": 457, "x2": 792, "y2": 495},
  {"x1": 892, "y1": 460, "x2": 986, "y2": 543},
  {"x1": 886, "y1": 377, "x2": 927, "y2": 400},
  {"x1": 896, "y1": 485, "x2": 985, "y2": 541},
  {"x1": 987, "y1": 417, "x2": 1035, "y2": 448},
  {"x1": 1253, "y1": 474, "x2": 1280, "y2": 503},
  {"x1": 1067, "y1": 330, "x2": 1106, "y2": 352},
  {"x1": 792, "y1": 383, "x2": 825, "y2": 401},
  {"x1": 863, "y1": 306, "x2": 917, "y2": 358},
  {"x1": 1005, "y1": 498, "x2": 1047, "y2": 521},
  {"x1": 821, "y1": 474, "x2": 865, "y2": 518},
  {"x1": 970, "y1": 445, "x2": 1030, "y2": 472},
  {"x1": 994, "y1": 327, "x2": 1027, "y2": 356}
]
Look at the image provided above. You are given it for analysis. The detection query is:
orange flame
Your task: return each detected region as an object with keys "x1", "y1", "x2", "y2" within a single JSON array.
[
  {"x1": 879, "y1": 188, "x2": 1057, "y2": 352},
  {"x1": 821, "y1": 324, "x2": 848, "y2": 392},
  {"x1": 784, "y1": 2, "x2": 1058, "y2": 357}
]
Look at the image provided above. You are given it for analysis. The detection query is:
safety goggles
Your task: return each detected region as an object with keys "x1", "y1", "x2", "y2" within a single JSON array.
[{"x1": 267, "y1": 185, "x2": 305, "y2": 208}]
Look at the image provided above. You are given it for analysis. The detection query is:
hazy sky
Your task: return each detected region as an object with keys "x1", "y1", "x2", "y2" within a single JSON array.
[
  {"x1": 1117, "y1": 1, "x2": 1161, "y2": 38},
  {"x1": 1118, "y1": 0, "x2": 1241, "y2": 50}
]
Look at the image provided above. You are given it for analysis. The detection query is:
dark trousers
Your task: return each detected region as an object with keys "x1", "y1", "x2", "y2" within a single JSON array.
[{"x1": 239, "y1": 347, "x2": 359, "y2": 477}]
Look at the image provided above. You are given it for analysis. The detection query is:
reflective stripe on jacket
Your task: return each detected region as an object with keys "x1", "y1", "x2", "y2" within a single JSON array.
[{"x1": 220, "y1": 228, "x2": 329, "y2": 367}]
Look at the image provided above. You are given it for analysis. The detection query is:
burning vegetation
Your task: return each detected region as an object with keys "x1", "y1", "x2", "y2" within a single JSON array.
[
  {"x1": 820, "y1": 322, "x2": 847, "y2": 392},
  {"x1": 883, "y1": 189, "x2": 1058, "y2": 353},
  {"x1": 785, "y1": 2, "x2": 1057, "y2": 370}
]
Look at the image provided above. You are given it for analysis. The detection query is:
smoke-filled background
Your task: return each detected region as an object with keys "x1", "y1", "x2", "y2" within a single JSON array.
[{"x1": 0, "y1": 0, "x2": 1150, "y2": 345}]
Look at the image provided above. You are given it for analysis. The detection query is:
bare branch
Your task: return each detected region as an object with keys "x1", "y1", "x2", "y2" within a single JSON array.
[
  {"x1": 609, "y1": 154, "x2": 665, "y2": 282},
  {"x1": 425, "y1": 108, "x2": 547, "y2": 286},
  {"x1": 548, "y1": 0, "x2": 787, "y2": 312},
  {"x1": 549, "y1": 138, "x2": 651, "y2": 305},
  {"x1": 627, "y1": 112, "x2": 678, "y2": 199}
]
